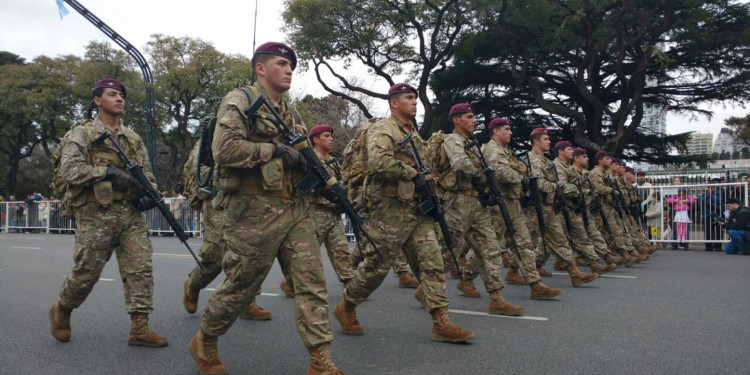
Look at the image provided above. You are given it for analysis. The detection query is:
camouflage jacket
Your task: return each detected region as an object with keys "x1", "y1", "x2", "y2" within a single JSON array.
[
  {"x1": 310, "y1": 148, "x2": 339, "y2": 208},
  {"x1": 528, "y1": 150, "x2": 557, "y2": 206},
  {"x1": 438, "y1": 131, "x2": 480, "y2": 194},
  {"x1": 483, "y1": 140, "x2": 525, "y2": 200},
  {"x1": 552, "y1": 157, "x2": 581, "y2": 203},
  {"x1": 588, "y1": 166, "x2": 615, "y2": 203}
]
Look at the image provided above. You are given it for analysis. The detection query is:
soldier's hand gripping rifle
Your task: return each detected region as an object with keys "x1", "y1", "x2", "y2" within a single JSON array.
[
  {"x1": 547, "y1": 164, "x2": 576, "y2": 240},
  {"x1": 464, "y1": 138, "x2": 522, "y2": 261},
  {"x1": 245, "y1": 94, "x2": 382, "y2": 259},
  {"x1": 585, "y1": 176, "x2": 612, "y2": 234},
  {"x1": 398, "y1": 133, "x2": 462, "y2": 279},
  {"x1": 572, "y1": 176, "x2": 589, "y2": 227},
  {"x1": 92, "y1": 133, "x2": 204, "y2": 270},
  {"x1": 522, "y1": 152, "x2": 549, "y2": 253},
  {"x1": 604, "y1": 174, "x2": 626, "y2": 219}
]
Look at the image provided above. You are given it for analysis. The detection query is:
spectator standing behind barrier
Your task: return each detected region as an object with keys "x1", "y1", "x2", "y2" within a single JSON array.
[
  {"x1": 701, "y1": 180, "x2": 726, "y2": 252},
  {"x1": 667, "y1": 188, "x2": 695, "y2": 250},
  {"x1": 717, "y1": 197, "x2": 750, "y2": 255},
  {"x1": 644, "y1": 191, "x2": 664, "y2": 247},
  {"x1": 668, "y1": 177, "x2": 691, "y2": 249}
]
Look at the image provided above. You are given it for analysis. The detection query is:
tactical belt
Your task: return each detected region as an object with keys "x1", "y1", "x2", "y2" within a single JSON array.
[{"x1": 238, "y1": 169, "x2": 293, "y2": 198}]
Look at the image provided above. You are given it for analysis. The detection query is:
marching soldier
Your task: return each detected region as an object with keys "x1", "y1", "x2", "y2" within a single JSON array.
[
  {"x1": 334, "y1": 83, "x2": 474, "y2": 343},
  {"x1": 613, "y1": 161, "x2": 655, "y2": 256},
  {"x1": 549, "y1": 141, "x2": 613, "y2": 274},
  {"x1": 190, "y1": 42, "x2": 343, "y2": 375},
  {"x1": 49, "y1": 78, "x2": 168, "y2": 347},
  {"x1": 523, "y1": 128, "x2": 599, "y2": 287},
  {"x1": 437, "y1": 104, "x2": 524, "y2": 315},
  {"x1": 479, "y1": 118, "x2": 562, "y2": 299}
]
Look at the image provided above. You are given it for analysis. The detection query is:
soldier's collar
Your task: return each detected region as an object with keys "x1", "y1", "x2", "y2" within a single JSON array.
[
  {"x1": 93, "y1": 115, "x2": 123, "y2": 136},
  {"x1": 389, "y1": 115, "x2": 414, "y2": 132},
  {"x1": 253, "y1": 82, "x2": 287, "y2": 112}
]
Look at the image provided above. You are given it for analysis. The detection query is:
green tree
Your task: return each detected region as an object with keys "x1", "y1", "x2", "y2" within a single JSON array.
[{"x1": 725, "y1": 114, "x2": 750, "y2": 146}]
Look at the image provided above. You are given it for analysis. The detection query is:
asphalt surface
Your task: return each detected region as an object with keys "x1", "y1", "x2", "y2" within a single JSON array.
[{"x1": 1, "y1": 233, "x2": 748, "y2": 375}]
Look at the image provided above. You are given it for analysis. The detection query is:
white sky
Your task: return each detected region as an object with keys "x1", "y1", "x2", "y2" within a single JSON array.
[{"x1": 1, "y1": 0, "x2": 746, "y2": 140}]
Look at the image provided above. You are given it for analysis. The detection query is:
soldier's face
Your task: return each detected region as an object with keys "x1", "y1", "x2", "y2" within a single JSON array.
[
  {"x1": 495, "y1": 125, "x2": 512, "y2": 144},
  {"x1": 453, "y1": 112, "x2": 475, "y2": 135},
  {"x1": 600, "y1": 156, "x2": 612, "y2": 167},
  {"x1": 537, "y1": 135, "x2": 551, "y2": 151},
  {"x1": 574, "y1": 154, "x2": 589, "y2": 168},
  {"x1": 259, "y1": 56, "x2": 293, "y2": 93},
  {"x1": 392, "y1": 93, "x2": 418, "y2": 118},
  {"x1": 94, "y1": 88, "x2": 125, "y2": 116},
  {"x1": 560, "y1": 146, "x2": 574, "y2": 160},
  {"x1": 315, "y1": 132, "x2": 334, "y2": 153}
]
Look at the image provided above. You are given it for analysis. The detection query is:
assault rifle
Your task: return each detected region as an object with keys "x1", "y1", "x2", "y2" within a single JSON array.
[
  {"x1": 573, "y1": 176, "x2": 589, "y2": 227},
  {"x1": 584, "y1": 176, "x2": 612, "y2": 233},
  {"x1": 522, "y1": 152, "x2": 549, "y2": 253},
  {"x1": 604, "y1": 174, "x2": 632, "y2": 236},
  {"x1": 399, "y1": 133, "x2": 462, "y2": 279},
  {"x1": 92, "y1": 133, "x2": 204, "y2": 270},
  {"x1": 464, "y1": 138, "x2": 522, "y2": 261},
  {"x1": 245, "y1": 94, "x2": 382, "y2": 259},
  {"x1": 548, "y1": 164, "x2": 575, "y2": 236}
]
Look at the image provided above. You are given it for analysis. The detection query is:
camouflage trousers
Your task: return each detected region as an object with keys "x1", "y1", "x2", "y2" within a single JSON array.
[
  {"x1": 584, "y1": 208, "x2": 612, "y2": 258},
  {"x1": 350, "y1": 238, "x2": 412, "y2": 275},
  {"x1": 201, "y1": 195, "x2": 332, "y2": 348},
  {"x1": 558, "y1": 208, "x2": 601, "y2": 264},
  {"x1": 59, "y1": 201, "x2": 154, "y2": 314},
  {"x1": 188, "y1": 201, "x2": 224, "y2": 290},
  {"x1": 442, "y1": 193, "x2": 504, "y2": 292},
  {"x1": 524, "y1": 204, "x2": 575, "y2": 268},
  {"x1": 345, "y1": 197, "x2": 449, "y2": 311},
  {"x1": 310, "y1": 204, "x2": 355, "y2": 283},
  {"x1": 490, "y1": 200, "x2": 541, "y2": 284},
  {"x1": 626, "y1": 213, "x2": 651, "y2": 249},
  {"x1": 595, "y1": 203, "x2": 634, "y2": 255}
]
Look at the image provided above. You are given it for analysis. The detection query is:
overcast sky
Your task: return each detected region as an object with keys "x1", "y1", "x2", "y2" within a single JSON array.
[{"x1": 1, "y1": 0, "x2": 746, "y2": 140}]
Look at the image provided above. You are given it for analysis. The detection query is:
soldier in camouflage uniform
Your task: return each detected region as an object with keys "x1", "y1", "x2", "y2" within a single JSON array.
[
  {"x1": 334, "y1": 83, "x2": 474, "y2": 343},
  {"x1": 571, "y1": 148, "x2": 622, "y2": 268},
  {"x1": 49, "y1": 79, "x2": 168, "y2": 348},
  {"x1": 609, "y1": 159, "x2": 649, "y2": 262},
  {"x1": 435, "y1": 104, "x2": 524, "y2": 315},
  {"x1": 624, "y1": 166, "x2": 657, "y2": 255},
  {"x1": 523, "y1": 128, "x2": 599, "y2": 287},
  {"x1": 472, "y1": 118, "x2": 561, "y2": 300},
  {"x1": 189, "y1": 42, "x2": 343, "y2": 375},
  {"x1": 548, "y1": 141, "x2": 613, "y2": 274},
  {"x1": 613, "y1": 161, "x2": 654, "y2": 256},
  {"x1": 181, "y1": 142, "x2": 271, "y2": 321}
]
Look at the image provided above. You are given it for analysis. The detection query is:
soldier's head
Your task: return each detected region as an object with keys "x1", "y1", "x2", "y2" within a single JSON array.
[
  {"x1": 554, "y1": 141, "x2": 574, "y2": 161},
  {"x1": 572, "y1": 148, "x2": 589, "y2": 168},
  {"x1": 624, "y1": 167, "x2": 635, "y2": 182},
  {"x1": 488, "y1": 118, "x2": 512, "y2": 145},
  {"x1": 92, "y1": 78, "x2": 126, "y2": 117},
  {"x1": 387, "y1": 83, "x2": 418, "y2": 120},
  {"x1": 253, "y1": 42, "x2": 297, "y2": 95},
  {"x1": 529, "y1": 128, "x2": 550, "y2": 152},
  {"x1": 309, "y1": 124, "x2": 334, "y2": 153},
  {"x1": 595, "y1": 151, "x2": 612, "y2": 168},
  {"x1": 448, "y1": 103, "x2": 476, "y2": 137}
]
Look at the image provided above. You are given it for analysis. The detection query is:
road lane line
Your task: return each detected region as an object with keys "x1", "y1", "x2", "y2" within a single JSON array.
[
  {"x1": 449, "y1": 309, "x2": 549, "y2": 321},
  {"x1": 203, "y1": 288, "x2": 215, "y2": 291},
  {"x1": 551, "y1": 272, "x2": 636, "y2": 279},
  {"x1": 10, "y1": 246, "x2": 42, "y2": 250},
  {"x1": 153, "y1": 252, "x2": 193, "y2": 259},
  {"x1": 99, "y1": 278, "x2": 115, "y2": 281},
  {"x1": 260, "y1": 293, "x2": 280, "y2": 297}
]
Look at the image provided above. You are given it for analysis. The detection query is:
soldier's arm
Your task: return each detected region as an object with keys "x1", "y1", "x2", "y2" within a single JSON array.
[
  {"x1": 366, "y1": 124, "x2": 417, "y2": 180},
  {"x1": 443, "y1": 135, "x2": 477, "y2": 177},
  {"x1": 532, "y1": 160, "x2": 556, "y2": 193},
  {"x1": 211, "y1": 94, "x2": 274, "y2": 169},
  {"x1": 589, "y1": 171, "x2": 613, "y2": 195},
  {"x1": 487, "y1": 150, "x2": 523, "y2": 185},
  {"x1": 60, "y1": 127, "x2": 107, "y2": 187}
]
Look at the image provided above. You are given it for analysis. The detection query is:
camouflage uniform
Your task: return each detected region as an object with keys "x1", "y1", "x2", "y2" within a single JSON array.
[
  {"x1": 437, "y1": 132, "x2": 505, "y2": 293},
  {"x1": 572, "y1": 166, "x2": 612, "y2": 258},
  {"x1": 618, "y1": 176, "x2": 650, "y2": 250},
  {"x1": 523, "y1": 151, "x2": 576, "y2": 268},
  {"x1": 482, "y1": 140, "x2": 541, "y2": 284},
  {"x1": 344, "y1": 115, "x2": 449, "y2": 311},
  {"x1": 589, "y1": 167, "x2": 634, "y2": 255},
  {"x1": 200, "y1": 84, "x2": 332, "y2": 348},
  {"x1": 58, "y1": 117, "x2": 156, "y2": 314}
]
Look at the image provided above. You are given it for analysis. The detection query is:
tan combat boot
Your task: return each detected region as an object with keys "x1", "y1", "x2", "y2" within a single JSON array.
[
  {"x1": 189, "y1": 328, "x2": 226, "y2": 375},
  {"x1": 501, "y1": 252, "x2": 510, "y2": 268},
  {"x1": 537, "y1": 266, "x2": 552, "y2": 277},
  {"x1": 397, "y1": 272, "x2": 419, "y2": 288},
  {"x1": 414, "y1": 285, "x2": 426, "y2": 308},
  {"x1": 504, "y1": 265, "x2": 528, "y2": 285},
  {"x1": 488, "y1": 289, "x2": 525, "y2": 316},
  {"x1": 307, "y1": 342, "x2": 344, "y2": 375},
  {"x1": 334, "y1": 293, "x2": 363, "y2": 335},
  {"x1": 588, "y1": 261, "x2": 613, "y2": 274},
  {"x1": 628, "y1": 250, "x2": 645, "y2": 263},
  {"x1": 530, "y1": 281, "x2": 562, "y2": 300},
  {"x1": 647, "y1": 244, "x2": 658, "y2": 254},
  {"x1": 575, "y1": 256, "x2": 587, "y2": 267},
  {"x1": 183, "y1": 279, "x2": 199, "y2": 314},
  {"x1": 430, "y1": 307, "x2": 475, "y2": 343},
  {"x1": 567, "y1": 265, "x2": 598, "y2": 287},
  {"x1": 239, "y1": 302, "x2": 272, "y2": 320},
  {"x1": 280, "y1": 279, "x2": 294, "y2": 298},
  {"x1": 49, "y1": 301, "x2": 72, "y2": 342},
  {"x1": 553, "y1": 259, "x2": 567, "y2": 271},
  {"x1": 128, "y1": 313, "x2": 168, "y2": 347},
  {"x1": 603, "y1": 253, "x2": 621, "y2": 269},
  {"x1": 457, "y1": 279, "x2": 481, "y2": 298}
]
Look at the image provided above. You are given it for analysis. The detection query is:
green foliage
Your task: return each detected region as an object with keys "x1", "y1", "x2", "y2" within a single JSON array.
[{"x1": 725, "y1": 113, "x2": 750, "y2": 147}]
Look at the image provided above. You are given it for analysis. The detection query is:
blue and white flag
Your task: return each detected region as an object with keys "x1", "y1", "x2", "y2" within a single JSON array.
[{"x1": 56, "y1": 0, "x2": 69, "y2": 20}]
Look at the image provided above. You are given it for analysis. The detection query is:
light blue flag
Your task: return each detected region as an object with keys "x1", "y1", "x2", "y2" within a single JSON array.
[{"x1": 56, "y1": 0, "x2": 69, "y2": 20}]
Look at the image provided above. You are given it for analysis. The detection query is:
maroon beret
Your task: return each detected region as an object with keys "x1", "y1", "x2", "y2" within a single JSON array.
[
  {"x1": 573, "y1": 148, "x2": 587, "y2": 156},
  {"x1": 530, "y1": 127, "x2": 549, "y2": 136},
  {"x1": 387, "y1": 83, "x2": 418, "y2": 99},
  {"x1": 254, "y1": 42, "x2": 297, "y2": 70},
  {"x1": 625, "y1": 167, "x2": 635, "y2": 173},
  {"x1": 309, "y1": 124, "x2": 333, "y2": 137},
  {"x1": 92, "y1": 78, "x2": 126, "y2": 97},
  {"x1": 488, "y1": 118, "x2": 511, "y2": 130},
  {"x1": 448, "y1": 103, "x2": 475, "y2": 116},
  {"x1": 554, "y1": 141, "x2": 573, "y2": 149},
  {"x1": 595, "y1": 151, "x2": 611, "y2": 160}
]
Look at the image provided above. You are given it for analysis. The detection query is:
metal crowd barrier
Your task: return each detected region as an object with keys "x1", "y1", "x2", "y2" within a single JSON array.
[
  {"x1": 0, "y1": 198, "x2": 202, "y2": 237},
  {"x1": 636, "y1": 182, "x2": 748, "y2": 248}
]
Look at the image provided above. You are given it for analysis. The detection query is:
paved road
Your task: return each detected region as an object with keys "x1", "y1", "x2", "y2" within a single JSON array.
[{"x1": 1, "y1": 233, "x2": 748, "y2": 374}]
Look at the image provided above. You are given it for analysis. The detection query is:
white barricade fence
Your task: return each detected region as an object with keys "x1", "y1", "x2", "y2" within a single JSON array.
[
  {"x1": 636, "y1": 182, "x2": 748, "y2": 247},
  {"x1": 0, "y1": 198, "x2": 202, "y2": 237}
]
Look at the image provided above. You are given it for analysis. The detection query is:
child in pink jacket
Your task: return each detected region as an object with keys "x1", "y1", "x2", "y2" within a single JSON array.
[{"x1": 667, "y1": 189, "x2": 695, "y2": 246}]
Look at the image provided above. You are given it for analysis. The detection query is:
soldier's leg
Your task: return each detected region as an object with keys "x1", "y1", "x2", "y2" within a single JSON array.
[
  {"x1": 506, "y1": 201, "x2": 542, "y2": 284},
  {"x1": 188, "y1": 239, "x2": 224, "y2": 290},
  {"x1": 115, "y1": 212, "x2": 155, "y2": 314},
  {"x1": 563, "y1": 213, "x2": 600, "y2": 264},
  {"x1": 319, "y1": 213, "x2": 356, "y2": 283},
  {"x1": 524, "y1": 206, "x2": 552, "y2": 273},
  {"x1": 586, "y1": 212, "x2": 612, "y2": 258},
  {"x1": 392, "y1": 252, "x2": 410, "y2": 274},
  {"x1": 403, "y1": 219, "x2": 450, "y2": 311}
]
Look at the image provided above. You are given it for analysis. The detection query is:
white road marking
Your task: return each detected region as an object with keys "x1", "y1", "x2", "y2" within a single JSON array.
[
  {"x1": 10, "y1": 246, "x2": 42, "y2": 250},
  {"x1": 203, "y1": 288, "x2": 215, "y2": 291},
  {"x1": 188, "y1": 242, "x2": 203, "y2": 246},
  {"x1": 99, "y1": 278, "x2": 115, "y2": 281},
  {"x1": 153, "y1": 252, "x2": 193, "y2": 259},
  {"x1": 449, "y1": 309, "x2": 549, "y2": 321},
  {"x1": 24, "y1": 237, "x2": 45, "y2": 240},
  {"x1": 551, "y1": 272, "x2": 636, "y2": 279},
  {"x1": 260, "y1": 293, "x2": 280, "y2": 297}
]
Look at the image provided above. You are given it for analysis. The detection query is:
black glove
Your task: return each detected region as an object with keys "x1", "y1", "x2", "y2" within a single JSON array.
[
  {"x1": 478, "y1": 191, "x2": 498, "y2": 207},
  {"x1": 271, "y1": 139, "x2": 307, "y2": 171},
  {"x1": 471, "y1": 169, "x2": 487, "y2": 188},
  {"x1": 521, "y1": 177, "x2": 530, "y2": 192},
  {"x1": 105, "y1": 164, "x2": 138, "y2": 191},
  {"x1": 412, "y1": 173, "x2": 429, "y2": 193},
  {"x1": 130, "y1": 194, "x2": 159, "y2": 212}
]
